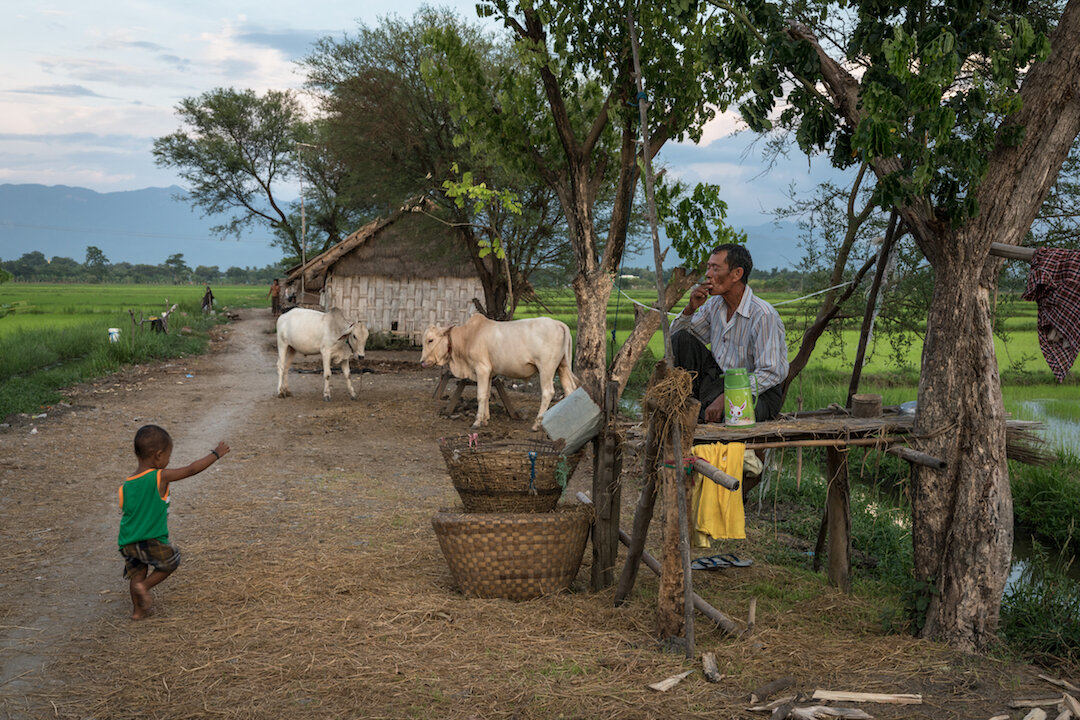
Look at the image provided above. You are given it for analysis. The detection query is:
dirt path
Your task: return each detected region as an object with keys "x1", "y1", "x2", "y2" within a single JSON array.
[
  {"x1": 0, "y1": 311, "x2": 272, "y2": 695},
  {"x1": 0, "y1": 309, "x2": 1052, "y2": 720}
]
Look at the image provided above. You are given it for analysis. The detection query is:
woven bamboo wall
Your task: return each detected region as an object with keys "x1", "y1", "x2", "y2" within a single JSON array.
[{"x1": 327, "y1": 274, "x2": 483, "y2": 340}]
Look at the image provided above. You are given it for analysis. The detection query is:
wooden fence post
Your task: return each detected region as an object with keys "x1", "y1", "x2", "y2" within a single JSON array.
[{"x1": 590, "y1": 381, "x2": 623, "y2": 590}]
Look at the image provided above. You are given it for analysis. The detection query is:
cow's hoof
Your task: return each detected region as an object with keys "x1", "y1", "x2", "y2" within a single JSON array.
[
  {"x1": 323, "y1": 396, "x2": 331, "y2": 402},
  {"x1": 277, "y1": 391, "x2": 290, "y2": 398}
]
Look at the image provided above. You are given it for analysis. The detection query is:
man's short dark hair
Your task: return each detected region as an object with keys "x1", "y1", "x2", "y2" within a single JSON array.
[
  {"x1": 712, "y1": 243, "x2": 753, "y2": 283},
  {"x1": 134, "y1": 424, "x2": 172, "y2": 459}
]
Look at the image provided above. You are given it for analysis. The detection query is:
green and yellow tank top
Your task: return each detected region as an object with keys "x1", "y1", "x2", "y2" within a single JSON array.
[{"x1": 118, "y1": 469, "x2": 170, "y2": 547}]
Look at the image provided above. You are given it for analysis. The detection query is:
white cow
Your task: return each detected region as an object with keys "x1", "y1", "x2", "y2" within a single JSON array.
[
  {"x1": 276, "y1": 308, "x2": 369, "y2": 401},
  {"x1": 420, "y1": 314, "x2": 578, "y2": 430}
]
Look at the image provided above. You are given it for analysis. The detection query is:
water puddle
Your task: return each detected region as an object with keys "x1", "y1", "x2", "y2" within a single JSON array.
[{"x1": 1015, "y1": 399, "x2": 1080, "y2": 453}]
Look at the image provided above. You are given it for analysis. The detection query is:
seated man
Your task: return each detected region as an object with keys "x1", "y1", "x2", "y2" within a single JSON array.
[{"x1": 672, "y1": 243, "x2": 789, "y2": 424}]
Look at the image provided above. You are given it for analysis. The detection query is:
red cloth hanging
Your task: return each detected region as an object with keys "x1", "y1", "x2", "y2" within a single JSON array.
[{"x1": 1021, "y1": 248, "x2": 1080, "y2": 382}]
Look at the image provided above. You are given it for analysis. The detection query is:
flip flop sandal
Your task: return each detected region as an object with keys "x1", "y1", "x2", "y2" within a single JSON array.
[
  {"x1": 717, "y1": 553, "x2": 753, "y2": 567},
  {"x1": 690, "y1": 554, "x2": 732, "y2": 570}
]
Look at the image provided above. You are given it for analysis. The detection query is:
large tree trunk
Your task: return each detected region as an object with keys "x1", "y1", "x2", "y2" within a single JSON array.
[
  {"x1": 787, "y1": 0, "x2": 1080, "y2": 649},
  {"x1": 909, "y1": 244, "x2": 1012, "y2": 650}
]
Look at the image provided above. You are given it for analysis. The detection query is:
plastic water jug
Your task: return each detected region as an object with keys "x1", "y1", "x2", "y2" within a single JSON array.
[
  {"x1": 108, "y1": 328, "x2": 120, "y2": 343},
  {"x1": 724, "y1": 368, "x2": 756, "y2": 427}
]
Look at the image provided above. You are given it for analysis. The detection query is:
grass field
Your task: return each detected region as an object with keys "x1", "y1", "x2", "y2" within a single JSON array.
[
  {"x1": 0, "y1": 282, "x2": 1070, "y2": 424},
  {"x1": 0, "y1": 284, "x2": 269, "y2": 417}
]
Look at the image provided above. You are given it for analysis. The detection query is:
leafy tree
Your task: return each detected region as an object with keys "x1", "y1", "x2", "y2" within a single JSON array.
[
  {"x1": 163, "y1": 253, "x2": 191, "y2": 284},
  {"x1": 301, "y1": 9, "x2": 576, "y2": 318},
  {"x1": 428, "y1": 1, "x2": 745, "y2": 592},
  {"x1": 85, "y1": 246, "x2": 109, "y2": 282},
  {"x1": 152, "y1": 88, "x2": 360, "y2": 264},
  {"x1": 700, "y1": 0, "x2": 1080, "y2": 649},
  {"x1": 427, "y1": 1, "x2": 740, "y2": 391}
]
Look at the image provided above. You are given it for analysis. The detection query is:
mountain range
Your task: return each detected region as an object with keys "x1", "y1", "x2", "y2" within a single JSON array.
[
  {"x1": 0, "y1": 184, "x2": 283, "y2": 270},
  {"x1": 0, "y1": 183, "x2": 801, "y2": 272}
]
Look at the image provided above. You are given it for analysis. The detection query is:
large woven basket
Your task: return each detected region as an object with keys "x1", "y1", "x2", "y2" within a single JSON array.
[
  {"x1": 438, "y1": 436, "x2": 584, "y2": 513},
  {"x1": 432, "y1": 504, "x2": 594, "y2": 601}
]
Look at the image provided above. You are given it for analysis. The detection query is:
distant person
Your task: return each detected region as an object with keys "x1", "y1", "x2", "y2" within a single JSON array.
[
  {"x1": 268, "y1": 278, "x2": 282, "y2": 316},
  {"x1": 201, "y1": 284, "x2": 215, "y2": 314},
  {"x1": 118, "y1": 424, "x2": 229, "y2": 620},
  {"x1": 672, "y1": 243, "x2": 789, "y2": 423}
]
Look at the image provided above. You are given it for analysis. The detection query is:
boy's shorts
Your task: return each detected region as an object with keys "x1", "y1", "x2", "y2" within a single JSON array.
[{"x1": 120, "y1": 539, "x2": 181, "y2": 579}]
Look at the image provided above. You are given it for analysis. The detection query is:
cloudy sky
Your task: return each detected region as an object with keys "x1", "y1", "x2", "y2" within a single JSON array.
[{"x1": 1, "y1": 1, "x2": 842, "y2": 234}]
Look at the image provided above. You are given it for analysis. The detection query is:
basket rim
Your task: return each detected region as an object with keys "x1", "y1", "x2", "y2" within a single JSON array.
[
  {"x1": 432, "y1": 504, "x2": 594, "y2": 522},
  {"x1": 438, "y1": 435, "x2": 581, "y2": 457}
]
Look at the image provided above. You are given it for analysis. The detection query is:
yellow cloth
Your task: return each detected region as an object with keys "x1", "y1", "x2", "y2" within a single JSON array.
[{"x1": 690, "y1": 442, "x2": 746, "y2": 546}]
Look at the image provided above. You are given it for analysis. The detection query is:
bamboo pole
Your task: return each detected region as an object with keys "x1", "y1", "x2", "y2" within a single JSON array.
[{"x1": 628, "y1": 7, "x2": 695, "y2": 660}]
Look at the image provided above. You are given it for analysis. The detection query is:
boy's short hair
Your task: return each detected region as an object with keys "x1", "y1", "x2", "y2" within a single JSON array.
[{"x1": 135, "y1": 424, "x2": 173, "y2": 459}]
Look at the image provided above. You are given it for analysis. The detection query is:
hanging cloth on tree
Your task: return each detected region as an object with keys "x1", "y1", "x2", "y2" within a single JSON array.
[{"x1": 1021, "y1": 247, "x2": 1080, "y2": 382}]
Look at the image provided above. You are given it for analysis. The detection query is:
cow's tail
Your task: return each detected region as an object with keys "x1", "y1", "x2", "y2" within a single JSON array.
[{"x1": 558, "y1": 323, "x2": 578, "y2": 394}]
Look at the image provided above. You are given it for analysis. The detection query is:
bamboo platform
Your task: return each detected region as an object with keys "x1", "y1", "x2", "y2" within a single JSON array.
[{"x1": 622, "y1": 410, "x2": 1047, "y2": 464}]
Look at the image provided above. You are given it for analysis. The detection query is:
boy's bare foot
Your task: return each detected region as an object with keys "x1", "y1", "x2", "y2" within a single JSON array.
[{"x1": 131, "y1": 582, "x2": 153, "y2": 620}]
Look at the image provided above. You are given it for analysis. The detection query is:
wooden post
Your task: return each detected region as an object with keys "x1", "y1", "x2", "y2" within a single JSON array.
[
  {"x1": 657, "y1": 401, "x2": 698, "y2": 642},
  {"x1": 825, "y1": 447, "x2": 851, "y2": 592},
  {"x1": 433, "y1": 368, "x2": 452, "y2": 399},
  {"x1": 614, "y1": 412, "x2": 660, "y2": 606},
  {"x1": 590, "y1": 381, "x2": 622, "y2": 590},
  {"x1": 491, "y1": 378, "x2": 521, "y2": 420}
]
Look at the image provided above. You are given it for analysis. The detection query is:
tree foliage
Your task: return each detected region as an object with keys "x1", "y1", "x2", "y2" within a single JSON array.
[
  {"x1": 152, "y1": 88, "x2": 360, "y2": 264},
  {"x1": 301, "y1": 9, "x2": 575, "y2": 317}
]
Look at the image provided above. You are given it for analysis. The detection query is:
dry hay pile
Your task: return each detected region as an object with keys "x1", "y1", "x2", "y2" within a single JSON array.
[{"x1": 37, "y1": 403, "x2": 1048, "y2": 720}]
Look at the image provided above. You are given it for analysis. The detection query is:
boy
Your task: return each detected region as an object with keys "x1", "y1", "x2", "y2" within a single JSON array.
[{"x1": 118, "y1": 424, "x2": 229, "y2": 620}]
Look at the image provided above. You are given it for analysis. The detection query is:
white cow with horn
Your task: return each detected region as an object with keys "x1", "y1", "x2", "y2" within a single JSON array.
[
  {"x1": 276, "y1": 307, "x2": 368, "y2": 401},
  {"x1": 420, "y1": 314, "x2": 578, "y2": 430}
]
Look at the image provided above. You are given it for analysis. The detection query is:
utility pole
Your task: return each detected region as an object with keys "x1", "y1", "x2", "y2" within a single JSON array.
[{"x1": 296, "y1": 142, "x2": 317, "y2": 302}]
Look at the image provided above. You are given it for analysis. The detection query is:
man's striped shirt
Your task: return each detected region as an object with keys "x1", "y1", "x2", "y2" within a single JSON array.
[{"x1": 671, "y1": 284, "x2": 789, "y2": 395}]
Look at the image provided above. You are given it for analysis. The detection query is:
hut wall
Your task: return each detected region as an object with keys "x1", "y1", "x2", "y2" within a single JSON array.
[{"x1": 327, "y1": 273, "x2": 482, "y2": 340}]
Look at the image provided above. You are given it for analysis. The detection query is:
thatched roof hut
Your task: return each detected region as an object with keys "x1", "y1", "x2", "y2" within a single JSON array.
[{"x1": 282, "y1": 206, "x2": 484, "y2": 341}]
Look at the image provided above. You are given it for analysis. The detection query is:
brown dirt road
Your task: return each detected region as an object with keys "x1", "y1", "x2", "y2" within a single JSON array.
[{"x1": 0, "y1": 308, "x2": 1058, "y2": 719}]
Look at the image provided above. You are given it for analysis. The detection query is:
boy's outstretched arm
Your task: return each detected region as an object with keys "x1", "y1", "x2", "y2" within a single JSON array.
[{"x1": 160, "y1": 441, "x2": 230, "y2": 486}]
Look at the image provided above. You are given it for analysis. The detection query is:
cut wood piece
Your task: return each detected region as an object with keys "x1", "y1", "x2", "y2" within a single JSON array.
[
  {"x1": 769, "y1": 702, "x2": 794, "y2": 720},
  {"x1": 701, "y1": 652, "x2": 723, "y2": 683},
  {"x1": 1021, "y1": 708, "x2": 1048, "y2": 720},
  {"x1": 1011, "y1": 698, "x2": 1069, "y2": 708},
  {"x1": 1039, "y1": 674, "x2": 1080, "y2": 694},
  {"x1": 811, "y1": 690, "x2": 921, "y2": 704},
  {"x1": 1052, "y1": 708, "x2": 1071, "y2": 720},
  {"x1": 790, "y1": 706, "x2": 872, "y2": 719},
  {"x1": 1064, "y1": 692, "x2": 1080, "y2": 716},
  {"x1": 748, "y1": 695, "x2": 798, "y2": 712},
  {"x1": 648, "y1": 669, "x2": 693, "y2": 692},
  {"x1": 751, "y1": 677, "x2": 797, "y2": 704}
]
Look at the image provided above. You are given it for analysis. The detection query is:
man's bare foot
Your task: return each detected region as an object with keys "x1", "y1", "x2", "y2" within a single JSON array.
[{"x1": 131, "y1": 582, "x2": 153, "y2": 620}]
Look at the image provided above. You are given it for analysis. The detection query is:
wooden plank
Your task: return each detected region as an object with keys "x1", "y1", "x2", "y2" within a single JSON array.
[{"x1": 812, "y1": 690, "x2": 923, "y2": 704}]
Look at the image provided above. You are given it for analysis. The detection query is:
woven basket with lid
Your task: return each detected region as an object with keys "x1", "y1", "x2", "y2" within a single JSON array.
[{"x1": 438, "y1": 436, "x2": 584, "y2": 513}]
